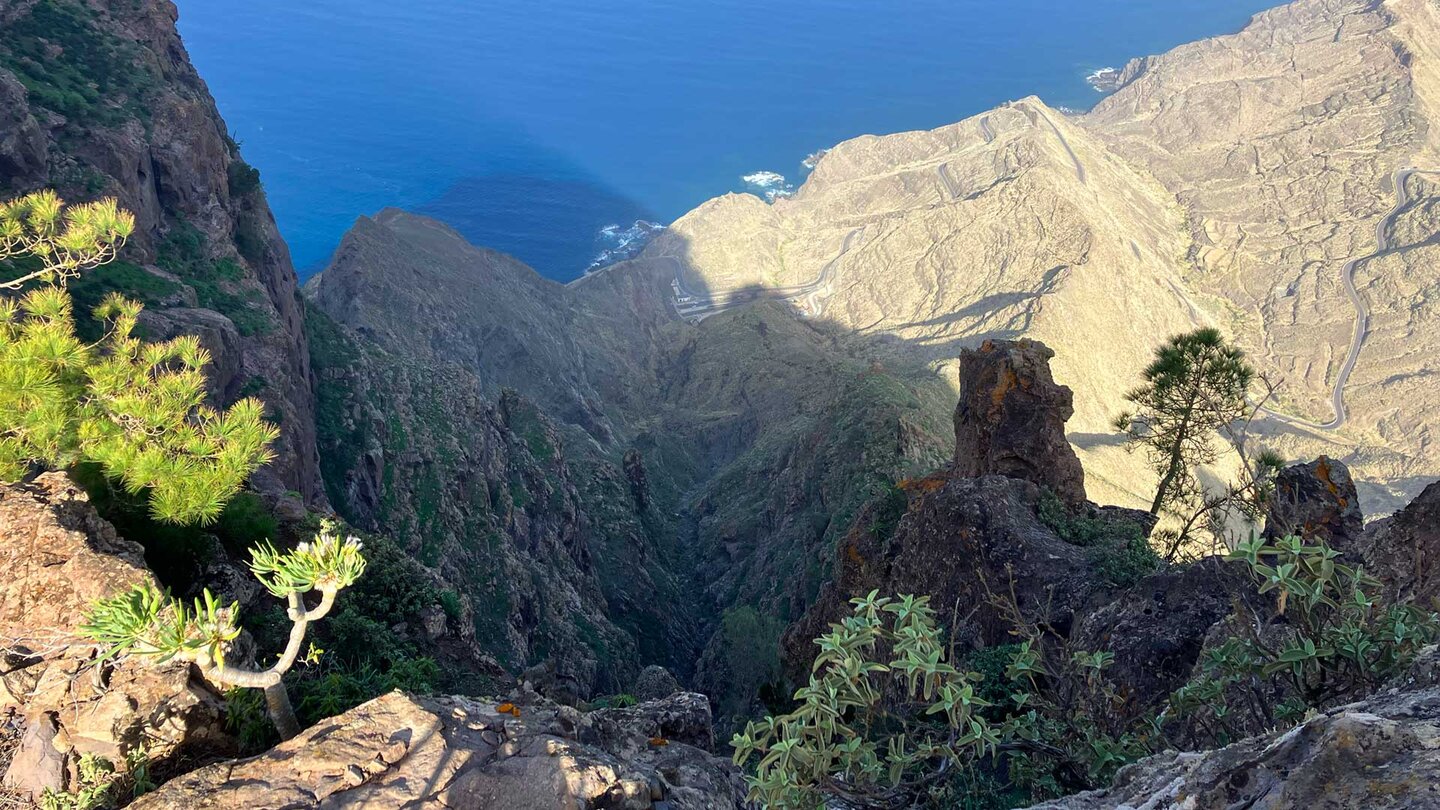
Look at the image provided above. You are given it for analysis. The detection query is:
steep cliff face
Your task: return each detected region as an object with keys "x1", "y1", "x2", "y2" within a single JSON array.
[
  {"x1": 307, "y1": 306, "x2": 701, "y2": 696},
  {"x1": 0, "y1": 0, "x2": 322, "y2": 502},
  {"x1": 308, "y1": 211, "x2": 956, "y2": 697}
]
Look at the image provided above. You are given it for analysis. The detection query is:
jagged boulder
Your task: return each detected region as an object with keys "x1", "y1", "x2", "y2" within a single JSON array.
[
  {"x1": 1361, "y1": 480, "x2": 1440, "y2": 608},
  {"x1": 0, "y1": 474, "x2": 230, "y2": 798},
  {"x1": 1069, "y1": 557, "x2": 1240, "y2": 716},
  {"x1": 1263, "y1": 456, "x2": 1363, "y2": 551},
  {"x1": 1022, "y1": 684, "x2": 1440, "y2": 809},
  {"x1": 953, "y1": 339, "x2": 1086, "y2": 505},
  {"x1": 633, "y1": 665, "x2": 682, "y2": 702},
  {"x1": 130, "y1": 691, "x2": 745, "y2": 809}
]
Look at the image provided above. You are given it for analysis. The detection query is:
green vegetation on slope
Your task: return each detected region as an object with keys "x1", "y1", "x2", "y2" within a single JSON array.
[{"x1": 0, "y1": 0, "x2": 158, "y2": 125}]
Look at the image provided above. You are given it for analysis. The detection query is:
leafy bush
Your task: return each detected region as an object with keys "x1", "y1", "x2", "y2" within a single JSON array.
[
  {"x1": 1036, "y1": 490, "x2": 1160, "y2": 588},
  {"x1": 227, "y1": 160, "x2": 262, "y2": 198},
  {"x1": 37, "y1": 748, "x2": 152, "y2": 810},
  {"x1": 1169, "y1": 534, "x2": 1440, "y2": 743},
  {"x1": 585, "y1": 693, "x2": 639, "y2": 710},
  {"x1": 731, "y1": 592, "x2": 999, "y2": 809}
]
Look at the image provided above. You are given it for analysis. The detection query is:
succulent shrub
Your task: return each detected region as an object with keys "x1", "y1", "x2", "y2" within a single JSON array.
[{"x1": 83, "y1": 520, "x2": 367, "y2": 739}]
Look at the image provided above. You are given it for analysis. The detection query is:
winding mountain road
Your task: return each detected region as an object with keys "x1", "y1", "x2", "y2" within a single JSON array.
[{"x1": 1261, "y1": 167, "x2": 1437, "y2": 431}]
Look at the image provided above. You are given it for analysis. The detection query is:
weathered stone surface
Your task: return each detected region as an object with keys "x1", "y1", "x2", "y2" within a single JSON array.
[
  {"x1": 953, "y1": 338, "x2": 1086, "y2": 505},
  {"x1": 581, "y1": 690, "x2": 714, "y2": 754},
  {"x1": 633, "y1": 665, "x2": 682, "y2": 702},
  {"x1": 0, "y1": 71, "x2": 46, "y2": 185},
  {"x1": 1069, "y1": 557, "x2": 1239, "y2": 716},
  {"x1": 1023, "y1": 685, "x2": 1440, "y2": 809},
  {"x1": 130, "y1": 691, "x2": 745, "y2": 809},
  {"x1": 1361, "y1": 480, "x2": 1440, "y2": 609},
  {"x1": 0, "y1": 474, "x2": 229, "y2": 798},
  {"x1": 1263, "y1": 456, "x2": 1364, "y2": 551}
]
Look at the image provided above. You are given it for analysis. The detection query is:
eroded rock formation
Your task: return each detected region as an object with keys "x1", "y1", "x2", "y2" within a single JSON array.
[
  {"x1": 954, "y1": 338, "x2": 1087, "y2": 505},
  {"x1": 1264, "y1": 456, "x2": 1364, "y2": 552},
  {"x1": 1024, "y1": 683, "x2": 1440, "y2": 810}
]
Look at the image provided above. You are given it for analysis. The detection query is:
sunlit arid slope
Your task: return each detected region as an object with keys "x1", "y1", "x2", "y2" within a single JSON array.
[{"x1": 629, "y1": 0, "x2": 1440, "y2": 511}]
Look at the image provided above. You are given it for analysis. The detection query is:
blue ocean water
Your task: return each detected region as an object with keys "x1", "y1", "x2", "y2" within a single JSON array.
[{"x1": 176, "y1": 0, "x2": 1278, "y2": 281}]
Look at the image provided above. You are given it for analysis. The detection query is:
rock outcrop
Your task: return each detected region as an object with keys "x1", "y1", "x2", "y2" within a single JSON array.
[
  {"x1": 953, "y1": 338, "x2": 1086, "y2": 505},
  {"x1": 1068, "y1": 557, "x2": 1241, "y2": 716},
  {"x1": 130, "y1": 691, "x2": 745, "y2": 809},
  {"x1": 783, "y1": 347, "x2": 1144, "y2": 675},
  {"x1": 0, "y1": 474, "x2": 229, "y2": 798},
  {"x1": 1263, "y1": 456, "x2": 1364, "y2": 552},
  {"x1": 633, "y1": 666, "x2": 682, "y2": 702},
  {"x1": 1023, "y1": 684, "x2": 1440, "y2": 810},
  {"x1": 1361, "y1": 481, "x2": 1440, "y2": 608}
]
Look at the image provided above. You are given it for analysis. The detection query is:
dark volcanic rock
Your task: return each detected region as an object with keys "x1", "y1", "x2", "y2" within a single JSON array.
[
  {"x1": 634, "y1": 665, "x2": 682, "y2": 702},
  {"x1": 1361, "y1": 480, "x2": 1440, "y2": 609},
  {"x1": 953, "y1": 339, "x2": 1086, "y2": 505},
  {"x1": 1263, "y1": 456, "x2": 1363, "y2": 551},
  {"x1": 1070, "y1": 558, "x2": 1240, "y2": 715},
  {"x1": 0, "y1": 71, "x2": 46, "y2": 184},
  {"x1": 784, "y1": 475, "x2": 1116, "y2": 678}
]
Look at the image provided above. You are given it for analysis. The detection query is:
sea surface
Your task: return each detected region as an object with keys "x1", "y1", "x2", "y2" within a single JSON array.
[{"x1": 176, "y1": 0, "x2": 1279, "y2": 281}]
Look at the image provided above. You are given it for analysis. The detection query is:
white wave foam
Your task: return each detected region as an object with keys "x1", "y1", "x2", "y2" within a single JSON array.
[
  {"x1": 585, "y1": 220, "x2": 665, "y2": 273},
  {"x1": 801, "y1": 149, "x2": 830, "y2": 170},
  {"x1": 1086, "y1": 66, "x2": 1122, "y2": 92},
  {"x1": 741, "y1": 170, "x2": 788, "y2": 188},
  {"x1": 742, "y1": 170, "x2": 796, "y2": 203}
]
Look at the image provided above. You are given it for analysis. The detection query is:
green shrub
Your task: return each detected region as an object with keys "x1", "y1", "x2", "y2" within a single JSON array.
[
  {"x1": 292, "y1": 656, "x2": 441, "y2": 727},
  {"x1": 227, "y1": 160, "x2": 262, "y2": 198},
  {"x1": 1036, "y1": 490, "x2": 1160, "y2": 588},
  {"x1": 439, "y1": 589, "x2": 463, "y2": 622},
  {"x1": 731, "y1": 592, "x2": 999, "y2": 809},
  {"x1": 586, "y1": 693, "x2": 639, "y2": 710},
  {"x1": 0, "y1": 0, "x2": 158, "y2": 124},
  {"x1": 1169, "y1": 534, "x2": 1440, "y2": 744}
]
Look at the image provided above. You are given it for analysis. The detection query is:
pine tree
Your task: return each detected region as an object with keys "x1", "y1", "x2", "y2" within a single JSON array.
[
  {"x1": 1, "y1": 190, "x2": 277, "y2": 523},
  {"x1": 1114, "y1": 329, "x2": 1274, "y2": 559}
]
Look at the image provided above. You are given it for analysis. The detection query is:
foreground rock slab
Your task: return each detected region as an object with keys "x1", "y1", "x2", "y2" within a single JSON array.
[
  {"x1": 0, "y1": 474, "x2": 228, "y2": 797},
  {"x1": 131, "y1": 691, "x2": 745, "y2": 809},
  {"x1": 1024, "y1": 685, "x2": 1440, "y2": 809}
]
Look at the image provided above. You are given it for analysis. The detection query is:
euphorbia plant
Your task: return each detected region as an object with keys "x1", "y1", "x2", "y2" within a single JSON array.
[{"x1": 83, "y1": 521, "x2": 366, "y2": 738}]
